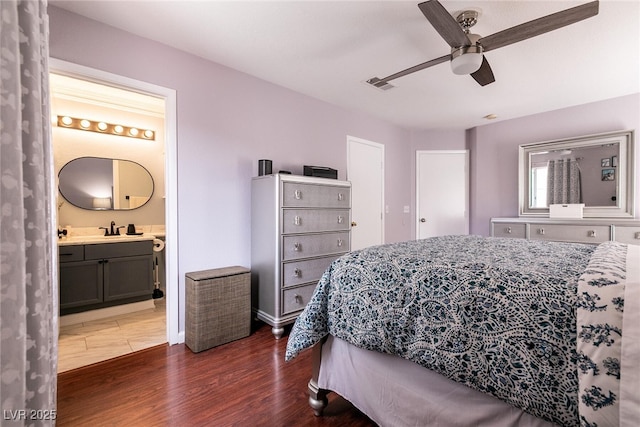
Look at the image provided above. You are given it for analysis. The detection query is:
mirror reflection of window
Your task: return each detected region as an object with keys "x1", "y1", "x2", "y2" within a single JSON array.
[{"x1": 530, "y1": 166, "x2": 548, "y2": 208}]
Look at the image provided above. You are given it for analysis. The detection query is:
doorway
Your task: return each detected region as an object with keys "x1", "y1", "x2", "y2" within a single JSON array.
[
  {"x1": 347, "y1": 136, "x2": 384, "y2": 250},
  {"x1": 49, "y1": 59, "x2": 178, "y2": 370},
  {"x1": 416, "y1": 150, "x2": 469, "y2": 239}
]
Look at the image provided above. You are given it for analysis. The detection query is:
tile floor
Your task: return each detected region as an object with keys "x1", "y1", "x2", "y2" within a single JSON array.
[{"x1": 58, "y1": 299, "x2": 166, "y2": 373}]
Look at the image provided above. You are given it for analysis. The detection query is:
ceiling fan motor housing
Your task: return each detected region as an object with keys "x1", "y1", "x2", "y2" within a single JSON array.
[{"x1": 451, "y1": 33, "x2": 483, "y2": 75}]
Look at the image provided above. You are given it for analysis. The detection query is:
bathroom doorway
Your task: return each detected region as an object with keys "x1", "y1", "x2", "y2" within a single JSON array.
[{"x1": 50, "y1": 59, "x2": 178, "y2": 371}]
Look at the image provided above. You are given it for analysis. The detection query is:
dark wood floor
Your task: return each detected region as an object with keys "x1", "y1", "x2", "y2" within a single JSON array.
[{"x1": 57, "y1": 322, "x2": 376, "y2": 426}]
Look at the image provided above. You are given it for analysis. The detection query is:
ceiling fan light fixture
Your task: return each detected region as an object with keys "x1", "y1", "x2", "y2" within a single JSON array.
[{"x1": 451, "y1": 45, "x2": 483, "y2": 75}]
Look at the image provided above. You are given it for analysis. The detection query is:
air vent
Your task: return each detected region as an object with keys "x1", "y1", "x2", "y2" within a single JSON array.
[{"x1": 366, "y1": 77, "x2": 395, "y2": 91}]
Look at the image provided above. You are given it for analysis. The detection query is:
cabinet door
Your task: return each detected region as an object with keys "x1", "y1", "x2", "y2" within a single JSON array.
[
  {"x1": 59, "y1": 260, "x2": 103, "y2": 310},
  {"x1": 103, "y1": 255, "x2": 153, "y2": 301}
]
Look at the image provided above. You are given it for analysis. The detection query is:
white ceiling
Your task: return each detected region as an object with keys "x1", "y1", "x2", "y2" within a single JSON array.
[{"x1": 51, "y1": 0, "x2": 640, "y2": 131}]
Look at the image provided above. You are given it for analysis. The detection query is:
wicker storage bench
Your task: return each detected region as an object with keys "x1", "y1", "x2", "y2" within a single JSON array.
[{"x1": 185, "y1": 266, "x2": 251, "y2": 353}]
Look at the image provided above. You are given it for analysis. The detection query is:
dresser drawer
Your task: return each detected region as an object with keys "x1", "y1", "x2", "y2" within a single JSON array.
[
  {"x1": 282, "y1": 232, "x2": 349, "y2": 261},
  {"x1": 282, "y1": 209, "x2": 350, "y2": 234},
  {"x1": 282, "y1": 255, "x2": 339, "y2": 288},
  {"x1": 613, "y1": 226, "x2": 640, "y2": 245},
  {"x1": 529, "y1": 224, "x2": 610, "y2": 244},
  {"x1": 492, "y1": 223, "x2": 526, "y2": 239},
  {"x1": 282, "y1": 283, "x2": 316, "y2": 315},
  {"x1": 282, "y1": 182, "x2": 350, "y2": 208}
]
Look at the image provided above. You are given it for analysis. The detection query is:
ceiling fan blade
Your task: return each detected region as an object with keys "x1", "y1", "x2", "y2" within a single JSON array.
[
  {"x1": 418, "y1": 0, "x2": 470, "y2": 48},
  {"x1": 470, "y1": 57, "x2": 495, "y2": 86},
  {"x1": 479, "y1": 0, "x2": 599, "y2": 52},
  {"x1": 369, "y1": 54, "x2": 451, "y2": 86}
]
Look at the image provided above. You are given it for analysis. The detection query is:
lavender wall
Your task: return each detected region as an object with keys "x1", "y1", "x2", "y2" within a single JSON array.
[
  {"x1": 48, "y1": 6, "x2": 639, "y2": 337},
  {"x1": 469, "y1": 93, "x2": 640, "y2": 236},
  {"x1": 48, "y1": 7, "x2": 413, "y2": 333}
]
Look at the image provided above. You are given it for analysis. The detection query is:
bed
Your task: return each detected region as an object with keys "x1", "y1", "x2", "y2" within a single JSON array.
[{"x1": 285, "y1": 235, "x2": 640, "y2": 427}]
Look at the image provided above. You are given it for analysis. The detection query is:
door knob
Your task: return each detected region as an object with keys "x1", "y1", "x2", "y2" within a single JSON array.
[{"x1": 420, "y1": 218, "x2": 426, "y2": 223}]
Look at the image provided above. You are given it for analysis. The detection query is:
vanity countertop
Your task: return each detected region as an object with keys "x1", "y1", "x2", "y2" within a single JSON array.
[{"x1": 58, "y1": 233, "x2": 157, "y2": 246}]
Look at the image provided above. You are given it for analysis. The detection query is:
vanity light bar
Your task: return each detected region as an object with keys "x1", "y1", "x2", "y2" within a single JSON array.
[{"x1": 56, "y1": 116, "x2": 155, "y2": 141}]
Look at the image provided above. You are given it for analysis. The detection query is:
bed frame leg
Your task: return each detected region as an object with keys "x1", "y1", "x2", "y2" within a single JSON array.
[{"x1": 308, "y1": 378, "x2": 329, "y2": 416}]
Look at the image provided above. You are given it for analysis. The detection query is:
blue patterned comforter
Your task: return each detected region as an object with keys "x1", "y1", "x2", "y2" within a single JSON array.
[{"x1": 285, "y1": 235, "x2": 630, "y2": 426}]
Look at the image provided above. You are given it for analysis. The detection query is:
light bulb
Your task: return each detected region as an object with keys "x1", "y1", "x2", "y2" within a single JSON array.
[
  {"x1": 129, "y1": 128, "x2": 139, "y2": 137},
  {"x1": 143, "y1": 130, "x2": 154, "y2": 139},
  {"x1": 61, "y1": 116, "x2": 73, "y2": 126},
  {"x1": 97, "y1": 122, "x2": 108, "y2": 131},
  {"x1": 80, "y1": 119, "x2": 91, "y2": 129},
  {"x1": 113, "y1": 125, "x2": 124, "y2": 134}
]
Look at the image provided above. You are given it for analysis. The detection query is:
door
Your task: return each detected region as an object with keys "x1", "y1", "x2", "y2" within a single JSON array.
[
  {"x1": 416, "y1": 150, "x2": 469, "y2": 239},
  {"x1": 50, "y1": 59, "x2": 178, "y2": 344},
  {"x1": 347, "y1": 136, "x2": 384, "y2": 250}
]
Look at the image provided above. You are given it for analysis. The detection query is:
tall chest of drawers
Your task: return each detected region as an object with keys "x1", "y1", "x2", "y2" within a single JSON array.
[{"x1": 251, "y1": 174, "x2": 351, "y2": 338}]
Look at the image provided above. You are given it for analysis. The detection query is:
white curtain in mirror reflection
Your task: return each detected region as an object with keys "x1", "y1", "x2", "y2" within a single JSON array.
[{"x1": 547, "y1": 159, "x2": 582, "y2": 204}]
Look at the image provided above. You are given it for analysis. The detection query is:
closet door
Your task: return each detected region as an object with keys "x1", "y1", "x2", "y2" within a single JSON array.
[{"x1": 416, "y1": 150, "x2": 469, "y2": 239}]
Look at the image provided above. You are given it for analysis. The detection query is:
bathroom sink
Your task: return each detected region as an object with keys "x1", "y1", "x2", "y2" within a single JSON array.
[{"x1": 58, "y1": 234, "x2": 156, "y2": 245}]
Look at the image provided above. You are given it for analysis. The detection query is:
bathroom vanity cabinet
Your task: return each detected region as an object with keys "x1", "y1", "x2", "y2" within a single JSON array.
[{"x1": 59, "y1": 240, "x2": 154, "y2": 315}]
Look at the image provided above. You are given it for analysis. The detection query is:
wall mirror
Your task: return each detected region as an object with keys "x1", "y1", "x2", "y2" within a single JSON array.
[
  {"x1": 59, "y1": 157, "x2": 154, "y2": 210},
  {"x1": 519, "y1": 130, "x2": 635, "y2": 218}
]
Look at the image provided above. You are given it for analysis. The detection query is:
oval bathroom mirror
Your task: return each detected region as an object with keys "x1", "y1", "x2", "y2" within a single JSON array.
[{"x1": 59, "y1": 157, "x2": 154, "y2": 210}]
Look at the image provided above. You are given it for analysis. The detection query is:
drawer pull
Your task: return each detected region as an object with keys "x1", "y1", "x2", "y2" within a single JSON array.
[
  {"x1": 294, "y1": 294, "x2": 303, "y2": 304},
  {"x1": 337, "y1": 239, "x2": 343, "y2": 247},
  {"x1": 338, "y1": 193, "x2": 345, "y2": 201},
  {"x1": 293, "y1": 242, "x2": 301, "y2": 252},
  {"x1": 337, "y1": 216, "x2": 344, "y2": 224},
  {"x1": 588, "y1": 230, "x2": 597, "y2": 238},
  {"x1": 506, "y1": 227, "x2": 512, "y2": 234},
  {"x1": 293, "y1": 216, "x2": 302, "y2": 226},
  {"x1": 293, "y1": 268, "x2": 302, "y2": 278},
  {"x1": 538, "y1": 228, "x2": 545, "y2": 235},
  {"x1": 294, "y1": 190, "x2": 302, "y2": 200}
]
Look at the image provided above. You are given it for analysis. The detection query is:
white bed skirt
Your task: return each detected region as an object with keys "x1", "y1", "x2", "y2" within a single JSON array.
[{"x1": 318, "y1": 335, "x2": 558, "y2": 427}]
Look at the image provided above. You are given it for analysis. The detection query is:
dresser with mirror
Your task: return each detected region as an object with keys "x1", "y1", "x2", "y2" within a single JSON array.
[{"x1": 492, "y1": 129, "x2": 640, "y2": 245}]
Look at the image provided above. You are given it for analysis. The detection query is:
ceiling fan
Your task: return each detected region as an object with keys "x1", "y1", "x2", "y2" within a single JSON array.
[{"x1": 367, "y1": 0, "x2": 599, "y2": 88}]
